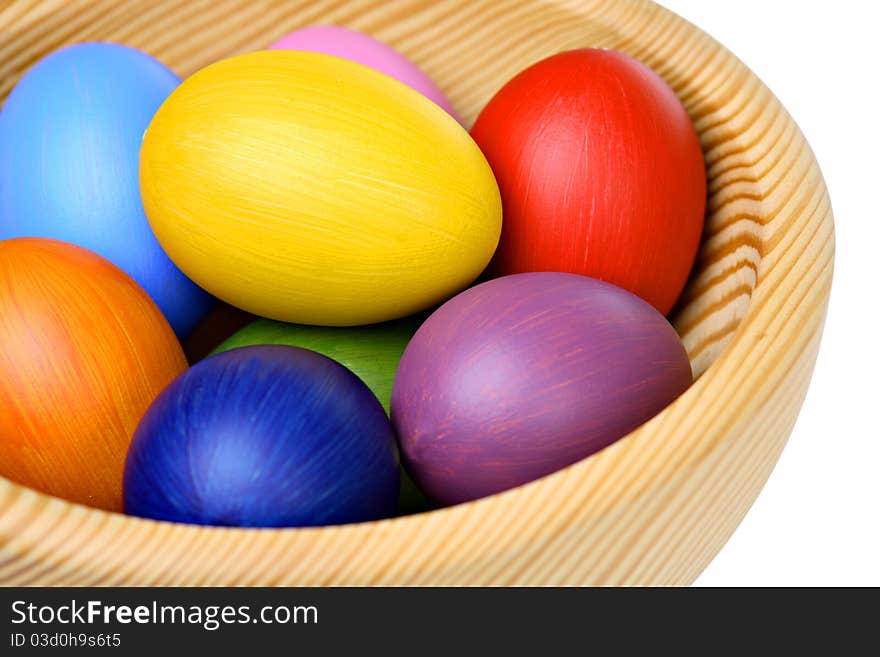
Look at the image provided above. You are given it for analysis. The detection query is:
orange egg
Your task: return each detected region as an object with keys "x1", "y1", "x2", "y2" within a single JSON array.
[{"x1": 0, "y1": 238, "x2": 187, "y2": 511}]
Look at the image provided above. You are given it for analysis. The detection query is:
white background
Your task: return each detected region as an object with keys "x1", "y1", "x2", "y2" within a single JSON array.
[{"x1": 658, "y1": 1, "x2": 879, "y2": 586}]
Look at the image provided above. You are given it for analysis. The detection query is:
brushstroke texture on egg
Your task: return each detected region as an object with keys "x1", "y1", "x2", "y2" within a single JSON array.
[
  {"x1": 214, "y1": 316, "x2": 423, "y2": 412},
  {"x1": 140, "y1": 50, "x2": 501, "y2": 326},
  {"x1": 213, "y1": 315, "x2": 431, "y2": 514},
  {"x1": 471, "y1": 49, "x2": 707, "y2": 314},
  {"x1": 391, "y1": 273, "x2": 693, "y2": 505},
  {"x1": 0, "y1": 42, "x2": 213, "y2": 337},
  {"x1": 0, "y1": 238, "x2": 187, "y2": 511},
  {"x1": 124, "y1": 345, "x2": 400, "y2": 527},
  {"x1": 271, "y1": 25, "x2": 459, "y2": 120}
]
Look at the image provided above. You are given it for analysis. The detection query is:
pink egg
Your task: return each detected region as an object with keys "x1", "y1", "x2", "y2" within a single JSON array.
[{"x1": 270, "y1": 25, "x2": 460, "y2": 121}]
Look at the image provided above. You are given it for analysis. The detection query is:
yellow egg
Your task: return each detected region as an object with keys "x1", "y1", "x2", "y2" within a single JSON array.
[{"x1": 140, "y1": 50, "x2": 502, "y2": 326}]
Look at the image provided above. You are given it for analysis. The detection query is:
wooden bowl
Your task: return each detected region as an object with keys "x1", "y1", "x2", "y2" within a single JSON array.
[{"x1": 0, "y1": 0, "x2": 833, "y2": 585}]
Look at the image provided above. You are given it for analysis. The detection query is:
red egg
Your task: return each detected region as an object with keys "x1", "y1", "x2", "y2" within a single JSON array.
[{"x1": 471, "y1": 49, "x2": 706, "y2": 314}]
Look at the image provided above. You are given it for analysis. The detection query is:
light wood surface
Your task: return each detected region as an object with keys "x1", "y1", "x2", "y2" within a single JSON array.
[{"x1": 0, "y1": 0, "x2": 834, "y2": 585}]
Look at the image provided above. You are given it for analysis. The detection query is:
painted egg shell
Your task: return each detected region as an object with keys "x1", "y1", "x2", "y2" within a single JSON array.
[
  {"x1": 140, "y1": 50, "x2": 501, "y2": 326},
  {"x1": 213, "y1": 315, "x2": 431, "y2": 514},
  {"x1": 471, "y1": 49, "x2": 707, "y2": 314},
  {"x1": 0, "y1": 43, "x2": 213, "y2": 338},
  {"x1": 0, "y1": 238, "x2": 187, "y2": 511},
  {"x1": 271, "y1": 25, "x2": 459, "y2": 120},
  {"x1": 214, "y1": 316, "x2": 424, "y2": 412},
  {"x1": 124, "y1": 345, "x2": 400, "y2": 527},
  {"x1": 391, "y1": 272, "x2": 693, "y2": 506}
]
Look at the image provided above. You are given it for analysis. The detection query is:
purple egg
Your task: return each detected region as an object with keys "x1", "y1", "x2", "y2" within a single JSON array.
[{"x1": 391, "y1": 272, "x2": 692, "y2": 506}]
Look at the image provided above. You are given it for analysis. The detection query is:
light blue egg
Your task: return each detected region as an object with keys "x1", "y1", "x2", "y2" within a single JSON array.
[{"x1": 0, "y1": 42, "x2": 212, "y2": 338}]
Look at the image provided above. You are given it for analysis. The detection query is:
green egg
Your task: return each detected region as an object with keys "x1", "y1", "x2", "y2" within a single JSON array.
[{"x1": 213, "y1": 315, "x2": 431, "y2": 515}]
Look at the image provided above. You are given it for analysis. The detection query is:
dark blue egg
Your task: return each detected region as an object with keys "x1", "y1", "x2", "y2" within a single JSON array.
[
  {"x1": 0, "y1": 42, "x2": 212, "y2": 338},
  {"x1": 123, "y1": 345, "x2": 400, "y2": 527}
]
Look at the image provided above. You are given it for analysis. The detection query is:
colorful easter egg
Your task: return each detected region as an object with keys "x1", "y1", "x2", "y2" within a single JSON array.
[
  {"x1": 214, "y1": 316, "x2": 423, "y2": 412},
  {"x1": 213, "y1": 315, "x2": 430, "y2": 514},
  {"x1": 271, "y1": 25, "x2": 459, "y2": 120},
  {"x1": 0, "y1": 238, "x2": 187, "y2": 511},
  {"x1": 124, "y1": 345, "x2": 400, "y2": 527},
  {"x1": 391, "y1": 272, "x2": 693, "y2": 505},
  {"x1": 471, "y1": 49, "x2": 706, "y2": 314},
  {"x1": 140, "y1": 50, "x2": 501, "y2": 326},
  {"x1": 0, "y1": 43, "x2": 213, "y2": 337}
]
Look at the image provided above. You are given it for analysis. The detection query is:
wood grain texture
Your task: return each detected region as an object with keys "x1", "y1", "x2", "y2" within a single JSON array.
[{"x1": 0, "y1": 0, "x2": 834, "y2": 585}]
